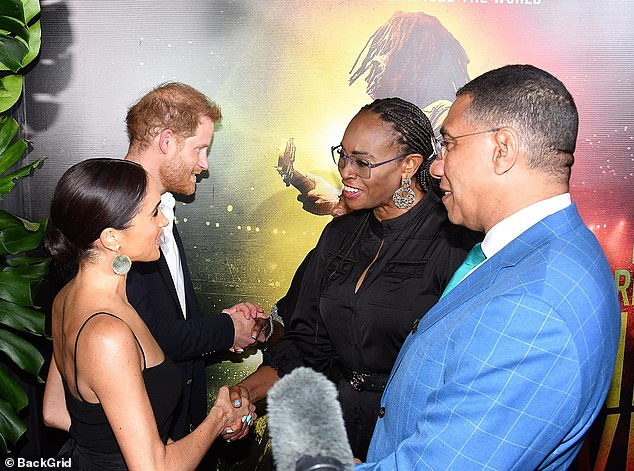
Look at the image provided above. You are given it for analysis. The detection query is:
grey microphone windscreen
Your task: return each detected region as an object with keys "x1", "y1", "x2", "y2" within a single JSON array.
[{"x1": 267, "y1": 367, "x2": 354, "y2": 470}]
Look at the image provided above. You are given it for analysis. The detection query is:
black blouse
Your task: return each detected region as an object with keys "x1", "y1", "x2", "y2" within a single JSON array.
[{"x1": 264, "y1": 191, "x2": 480, "y2": 458}]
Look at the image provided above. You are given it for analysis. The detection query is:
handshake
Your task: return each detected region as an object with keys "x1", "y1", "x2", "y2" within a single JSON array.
[{"x1": 223, "y1": 302, "x2": 277, "y2": 353}]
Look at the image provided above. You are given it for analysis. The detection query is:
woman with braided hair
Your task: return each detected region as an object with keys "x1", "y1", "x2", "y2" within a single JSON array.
[{"x1": 225, "y1": 98, "x2": 480, "y2": 460}]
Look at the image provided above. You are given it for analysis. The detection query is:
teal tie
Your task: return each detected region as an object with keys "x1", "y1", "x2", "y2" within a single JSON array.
[{"x1": 440, "y1": 243, "x2": 486, "y2": 299}]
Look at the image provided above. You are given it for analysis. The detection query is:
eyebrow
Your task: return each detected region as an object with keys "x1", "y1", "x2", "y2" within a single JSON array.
[
  {"x1": 351, "y1": 150, "x2": 372, "y2": 157},
  {"x1": 439, "y1": 126, "x2": 452, "y2": 138},
  {"x1": 342, "y1": 146, "x2": 374, "y2": 158}
]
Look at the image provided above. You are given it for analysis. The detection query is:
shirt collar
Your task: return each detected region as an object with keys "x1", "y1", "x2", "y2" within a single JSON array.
[
  {"x1": 161, "y1": 192, "x2": 176, "y2": 210},
  {"x1": 368, "y1": 191, "x2": 442, "y2": 236},
  {"x1": 160, "y1": 192, "x2": 176, "y2": 227},
  {"x1": 481, "y1": 193, "x2": 571, "y2": 258}
]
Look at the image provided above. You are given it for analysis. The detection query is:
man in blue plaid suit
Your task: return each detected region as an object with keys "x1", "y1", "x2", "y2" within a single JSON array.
[{"x1": 357, "y1": 65, "x2": 620, "y2": 470}]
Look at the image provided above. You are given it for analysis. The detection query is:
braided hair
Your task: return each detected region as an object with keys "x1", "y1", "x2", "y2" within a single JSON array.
[{"x1": 361, "y1": 97, "x2": 439, "y2": 195}]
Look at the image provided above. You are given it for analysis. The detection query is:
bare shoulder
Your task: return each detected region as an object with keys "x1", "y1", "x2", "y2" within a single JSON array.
[{"x1": 77, "y1": 314, "x2": 143, "y2": 369}]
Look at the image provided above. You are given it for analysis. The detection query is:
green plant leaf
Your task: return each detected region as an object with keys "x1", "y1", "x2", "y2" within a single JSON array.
[
  {"x1": 14, "y1": 214, "x2": 42, "y2": 232},
  {"x1": 0, "y1": 34, "x2": 28, "y2": 72},
  {"x1": 0, "y1": 210, "x2": 43, "y2": 230},
  {"x1": 0, "y1": 74, "x2": 22, "y2": 113},
  {"x1": 0, "y1": 364, "x2": 27, "y2": 412},
  {"x1": 0, "y1": 139, "x2": 27, "y2": 175},
  {"x1": 0, "y1": 210, "x2": 39, "y2": 230},
  {"x1": 0, "y1": 212, "x2": 47, "y2": 255},
  {"x1": 0, "y1": 431, "x2": 7, "y2": 455},
  {"x1": 21, "y1": 19, "x2": 40, "y2": 68},
  {"x1": 0, "y1": 328, "x2": 44, "y2": 377},
  {"x1": 4, "y1": 256, "x2": 49, "y2": 267},
  {"x1": 0, "y1": 115, "x2": 19, "y2": 156},
  {"x1": 0, "y1": 271, "x2": 32, "y2": 306},
  {"x1": 0, "y1": 0, "x2": 25, "y2": 24},
  {"x1": 23, "y1": 0, "x2": 40, "y2": 24},
  {"x1": 0, "y1": 397, "x2": 26, "y2": 450},
  {"x1": 0, "y1": 226, "x2": 47, "y2": 256},
  {"x1": 2, "y1": 258, "x2": 49, "y2": 281},
  {"x1": 0, "y1": 15, "x2": 29, "y2": 43},
  {"x1": 0, "y1": 299, "x2": 45, "y2": 335},
  {"x1": 0, "y1": 159, "x2": 40, "y2": 196}
]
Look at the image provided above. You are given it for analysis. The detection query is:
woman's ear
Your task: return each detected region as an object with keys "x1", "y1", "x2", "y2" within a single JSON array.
[
  {"x1": 402, "y1": 153, "x2": 423, "y2": 178},
  {"x1": 98, "y1": 228, "x2": 120, "y2": 252}
]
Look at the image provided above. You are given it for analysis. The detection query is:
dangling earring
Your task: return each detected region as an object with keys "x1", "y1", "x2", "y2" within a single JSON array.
[
  {"x1": 112, "y1": 246, "x2": 131, "y2": 276},
  {"x1": 392, "y1": 175, "x2": 415, "y2": 209}
]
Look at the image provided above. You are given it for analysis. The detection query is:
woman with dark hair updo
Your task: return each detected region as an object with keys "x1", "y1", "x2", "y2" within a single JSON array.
[
  {"x1": 42, "y1": 158, "x2": 255, "y2": 471},
  {"x1": 225, "y1": 98, "x2": 481, "y2": 459}
]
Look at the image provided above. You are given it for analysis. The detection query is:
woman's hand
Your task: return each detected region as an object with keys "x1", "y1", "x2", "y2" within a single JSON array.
[
  {"x1": 213, "y1": 385, "x2": 256, "y2": 441},
  {"x1": 220, "y1": 383, "x2": 254, "y2": 441}
]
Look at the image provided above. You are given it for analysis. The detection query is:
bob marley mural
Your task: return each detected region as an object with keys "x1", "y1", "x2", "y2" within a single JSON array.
[{"x1": 350, "y1": 11, "x2": 470, "y2": 129}]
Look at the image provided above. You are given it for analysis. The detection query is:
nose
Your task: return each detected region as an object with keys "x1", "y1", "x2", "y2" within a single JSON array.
[
  {"x1": 158, "y1": 209, "x2": 169, "y2": 227},
  {"x1": 199, "y1": 154, "x2": 209, "y2": 171},
  {"x1": 430, "y1": 157, "x2": 444, "y2": 179},
  {"x1": 338, "y1": 157, "x2": 357, "y2": 180}
]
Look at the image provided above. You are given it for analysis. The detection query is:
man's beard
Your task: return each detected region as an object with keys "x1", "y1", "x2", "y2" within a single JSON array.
[{"x1": 159, "y1": 158, "x2": 198, "y2": 196}]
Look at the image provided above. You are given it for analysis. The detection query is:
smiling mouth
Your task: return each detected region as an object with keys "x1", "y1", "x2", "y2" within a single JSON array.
[
  {"x1": 440, "y1": 189, "x2": 452, "y2": 200},
  {"x1": 342, "y1": 185, "x2": 361, "y2": 199}
]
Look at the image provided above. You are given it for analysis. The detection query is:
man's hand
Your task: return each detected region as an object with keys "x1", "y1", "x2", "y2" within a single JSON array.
[
  {"x1": 223, "y1": 302, "x2": 269, "y2": 351},
  {"x1": 297, "y1": 173, "x2": 341, "y2": 215},
  {"x1": 223, "y1": 302, "x2": 265, "y2": 320}
]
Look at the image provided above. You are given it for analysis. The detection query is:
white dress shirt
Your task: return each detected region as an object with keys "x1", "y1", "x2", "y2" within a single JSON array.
[
  {"x1": 456, "y1": 193, "x2": 572, "y2": 286},
  {"x1": 482, "y1": 193, "x2": 572, "y2": 259},
  {"x1": 160, "y1": 192, "x2": 187, "y2": 318}
]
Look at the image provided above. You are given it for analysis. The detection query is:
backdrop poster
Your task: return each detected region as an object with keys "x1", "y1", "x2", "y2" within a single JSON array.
[{"x1": 21, "y1": 0, "x2": 633, "y2": 469}]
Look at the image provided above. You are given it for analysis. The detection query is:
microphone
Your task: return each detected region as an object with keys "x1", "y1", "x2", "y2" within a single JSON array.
[{"x1": 267, "y1": 367, "x2": 354, "y2": 470}]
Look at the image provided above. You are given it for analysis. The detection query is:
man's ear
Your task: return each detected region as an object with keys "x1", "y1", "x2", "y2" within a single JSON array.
[
  {"x1": 98, "y1": 228, "x2": 120, "y2": 252},
  {"x1": 492, "y1": 127, "x2": 519, "y2": 175},
  {"x1": 402, "y1": 153, "x2": 423, "y2": 179},
  {"x1": 158, "y1": 128, "x2": 175, "y2": 155}
]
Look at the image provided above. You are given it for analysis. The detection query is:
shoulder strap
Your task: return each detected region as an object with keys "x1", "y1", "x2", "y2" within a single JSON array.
[{"x1": 73, "y1": 312, "x2": 146, "y2": 402}]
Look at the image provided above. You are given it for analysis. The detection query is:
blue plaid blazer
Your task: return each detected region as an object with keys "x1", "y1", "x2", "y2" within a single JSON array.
[{"x1": 358, "y1": 204, "x2": 620, "y2": 470}]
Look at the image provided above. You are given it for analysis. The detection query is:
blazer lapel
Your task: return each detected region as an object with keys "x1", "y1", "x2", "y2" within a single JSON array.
[
  {"x1": 172, "y1": 225, "x2": 200, "y2": 318},
  {"x1": 157, "y1": 248, "x2": 182, "y2": 315}
]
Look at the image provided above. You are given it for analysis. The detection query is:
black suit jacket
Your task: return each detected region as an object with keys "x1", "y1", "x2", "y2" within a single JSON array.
[{"x1": 126, "y1": 227, "x2": 234, "y2": 439}]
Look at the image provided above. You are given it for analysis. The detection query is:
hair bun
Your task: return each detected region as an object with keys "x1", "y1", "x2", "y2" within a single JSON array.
[{"x1": 44, "y1": 224, "x2": 79, "y2": 265}]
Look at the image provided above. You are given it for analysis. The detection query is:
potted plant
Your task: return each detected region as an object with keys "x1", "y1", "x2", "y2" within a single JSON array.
[{"x1": 0, "y1": 0, "x2": 47, "y2": 454}]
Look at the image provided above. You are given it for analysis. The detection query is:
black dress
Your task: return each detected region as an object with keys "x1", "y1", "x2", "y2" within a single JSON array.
[
  {"x1": 58, "y1": 312, "x2": 182, "y2": 470},
  {"x1": 264, "y1": 191, "x2": 480, "y2": 459}
]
